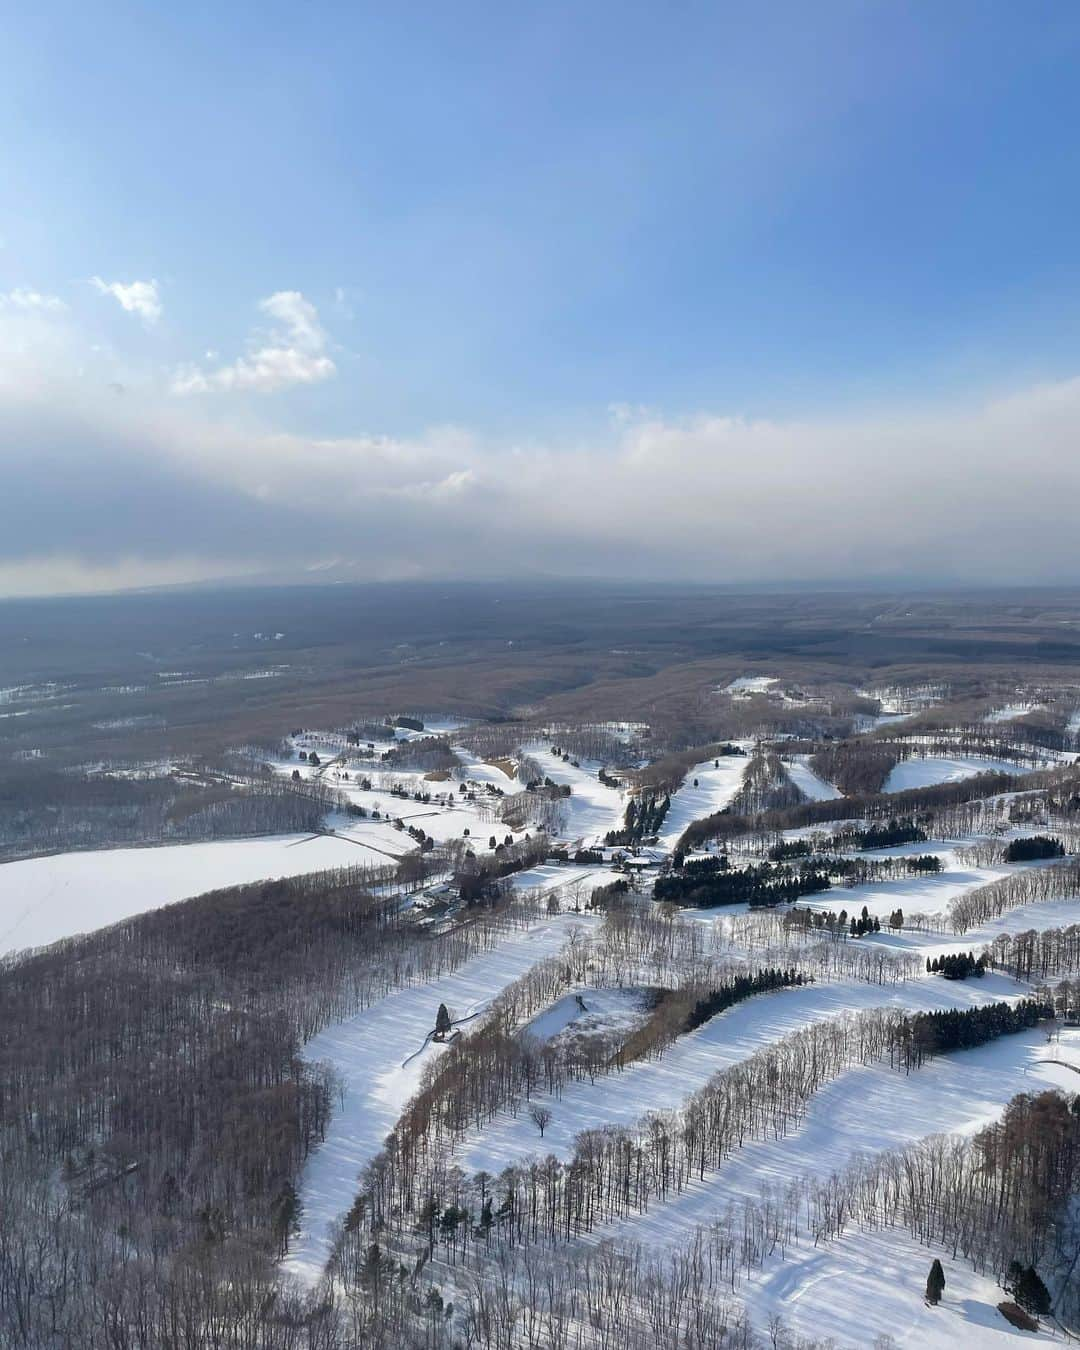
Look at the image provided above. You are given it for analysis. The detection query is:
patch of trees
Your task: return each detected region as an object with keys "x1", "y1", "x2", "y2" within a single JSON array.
[
  {"x1": 809, "y1": 742, "x2": 901, "y2": 796},
  {"x1": 825, "y1": 817, "x2": 928, "y2": 850},
  {"x1": 0, "y1": 867, "x2": 548, "y2": 1349},
  {"x1": 895, "y1": 999, "x2": 1052, "y2": 1072},
  {"x1": 683, "y1": 967, "x2": 807, "y2": 1033},
  {"x1": 342, "y1": 999, "x2": 1053, "y2": 1284},
  {"x1": 654, "y1": 856, "x2": 831, "y2": 908},
  {"x1": 454, "y1": 835, "x2": 550, "y2": 903},
  {"x1": 948, "y1": 857, "x2": 1080, "y2": 933},
  {"x1": 989, "y1": 922, "x2": 1080, "y2": 981},
  {"x1": 679, "y1": 763, "x2": 1080, "y2": 854},
  {"x1": 605, "y1": 793, "x2": 670, "y2": 846},
  {"x1": 0, "y1": 760, "x2": 346, "y2": 861},
  {"x1": 926, "y1": 951, "x2": 988, "y2": 980},
  {"x1": 728, "y1": 748, "x2": 804, "y2": 815},
  {"x1": 1004, "y1": 834, "x2": 1066, "y2": 862}
]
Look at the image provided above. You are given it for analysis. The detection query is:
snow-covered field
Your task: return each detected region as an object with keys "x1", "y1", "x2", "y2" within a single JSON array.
[
  {"x1": 523, "y1": 748, "x2": 626, "y2": 845},
  {"x1": 0, "y1": 828, "x2": 404, "y2": 956},
  {"x1": 656, "y1": 753, "x2": 749, "y2": 849},
  {"x1": 784, "y1": 754, "x2": 844, "y2": 801},
  {"x1": 882, "y1": 754, "x2": 1042, "y2": 793},
  {"x1": 590, "y1": 1024, "x2": 1080, "y2": 1258},
  {"x1": 453, "y1": 968, "x2": 1030, "y2": 1178},
  {"x1": 744, "y1": 1223, "x2": 1060, "y2": 1348}
]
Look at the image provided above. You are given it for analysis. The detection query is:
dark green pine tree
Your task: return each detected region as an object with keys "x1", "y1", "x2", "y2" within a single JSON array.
[
  {"x1": 1015, "y1": 1265, "x2": 1051, "y2": 1316},
  {"x1": 926, "y1": 1258, "x2": 946, "y2": 1306}
]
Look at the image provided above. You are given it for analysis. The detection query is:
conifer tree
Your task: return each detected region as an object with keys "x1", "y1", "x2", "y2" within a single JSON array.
[{"x1": 926, "y1": 1258, "x2": 946, "y2": 1306}]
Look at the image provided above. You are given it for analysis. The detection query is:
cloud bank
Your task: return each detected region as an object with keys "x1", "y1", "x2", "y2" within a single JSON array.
[{"x1": 0, "y1": 286, "x2": 1078, "y2": 595}]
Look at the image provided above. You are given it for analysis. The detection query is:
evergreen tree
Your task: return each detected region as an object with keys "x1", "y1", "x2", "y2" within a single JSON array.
[
  {"x1": 434, "y1": 1003, "x2": 452, "y2": 1040},
  {"x1": 926, "y1": 1258, "x2": 946, "y2": 1306},
  {"x1": 1015, "y1": 1265, "x2": 1051, "y2": 1316}
]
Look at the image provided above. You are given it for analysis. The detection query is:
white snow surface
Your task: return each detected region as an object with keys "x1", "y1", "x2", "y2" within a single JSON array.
[
  {"x1": 285, "y1": 911, "x2": 599, "y2": 1282},
  {"x1": 656, "y1": 753, "x2": 750, "y2": 850},
  {"x1": 882, "y1": 755, "x2": 1041, "y2": 794},
  {"x1": 0, "y1": 829, "x2": 401, "y2": 957},
  {"x1": 743, "y1": 1224, "x2": 1059, "y2": 1348},
  {"x1": 784, "y1": 755, "x2": 844, "y2": 801},
  {"x1": 452, "y1": 970, "x2": 1034, "y2": 1179},
  {"x1": 524, "y1": 748, "x2": 626, "y2": 846},
  {"x1": 590, "y1": 1024, "x2": 1080, "y2": 1257}
]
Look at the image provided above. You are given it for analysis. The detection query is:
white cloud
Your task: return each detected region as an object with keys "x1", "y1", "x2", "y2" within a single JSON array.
[
  {"x1": 90, "y1": 277, "x2": 163, "y2": 324},
  {"x1": 172, "y1": 289, "x2": 336, "y2": 394},
  {"x1": 1, "y1": 287, "x2": 67, "y2": 312}
]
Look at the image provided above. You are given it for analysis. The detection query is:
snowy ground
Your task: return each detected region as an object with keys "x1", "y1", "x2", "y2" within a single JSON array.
[
  {"x1": 656, "y1": 753, "x2": 750, "y2": 850},
  {"x1": 725, "y1": 675, "x2": 778, "y2": 695},
  {"x1": 883, "y1": 754, "x2": 1045, "y2": 793},
  {"x1": 0, "y1": 830, "x2": 402, "y2": 956},
  {"x1": 523, "y1": 748, "x2": 626, "y2": 846},
  {"x1": 984, "y1": 702, "x2": 1046, "y2": 724},
  {"x1": 589, "y1": 1024, "x2": 1080, "y2": 1258},
  {"x1": 784, "y1": 754, "x2": 844, "y2": 801},
  {"x1": 453, "y1": 970, "x2": 1033, "y2": 1179},
  {"x1": 743, "y1": 1224, "x2": 1061, "y2": 1348},
  {"x1": 285, "y1": 909, "x2": 599, "y2": 1282}
]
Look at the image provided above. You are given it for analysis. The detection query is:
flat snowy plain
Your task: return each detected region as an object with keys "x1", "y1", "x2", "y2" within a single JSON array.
[{"x1": 0, "y1": 828, "x2": 404, "y2": 956}]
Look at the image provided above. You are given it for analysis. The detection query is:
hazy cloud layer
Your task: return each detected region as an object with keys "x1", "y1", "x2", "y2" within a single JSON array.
[{"x1": 1, "y1": 291, "x2": 1078, "y2": 594}]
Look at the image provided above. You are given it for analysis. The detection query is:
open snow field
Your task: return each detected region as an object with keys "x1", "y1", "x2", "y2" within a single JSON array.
[
  {"x1": 523, "y1": 748, "x2": 626, "y2": 845},
  {"x1": 656, "y1": 753, "x2": 750, "y2": 850},
  {"x1": 0, "y1": 829, "x2": 403, "y2": 956},
  {"x1": 744, "y1": 1223, "x2": 1060, "y2": 1348},
  {"x1": 882, "y1": 754, "x2": 1044, "y2": 793},
  {"x1": 784, "y1": 754, "x2": 844, "y2": 801},
  {"x1": 285, "y1": 909, "x2": 600, "y2": 1282}
]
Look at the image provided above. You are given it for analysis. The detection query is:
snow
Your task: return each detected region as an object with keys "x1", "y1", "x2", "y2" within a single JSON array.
[
  {"x1": 590, "y1": 1024, "x2": 1080, "y2": 1259},
  {"x1": 0, "y1": 830, "x2": 401, "y2": 957},
  {"x1": 284, "y1": 910, "x2": 599, "y2": 1282},
  {"x1": 883, "y1": 755, "x2": 1042, "y2": 794},
  {"x1": 452, "y1": 970, "x2": 1032, "y2": 1179},
  {"x1": 724, "y1": 675, "x2": 778, "y2": 696},
  {"x1": 984, "y1": 702, "x2": 1045, "y2": 724},
  {"x1": 523, "y1": 987, "x2": 649, "y2": 1045},
  {"x1": 524, "y1": 749, "x2": 626, "y2": 846},
  {"x1": 656, "y1": 753, "x2": 750, "y2": 850},
  {"x1": 744, "y1": 1224, "x2": 1058, "y2": 1348},
  {"x1": 784, "y1": 755, "x2": 844, "y2": 801}
]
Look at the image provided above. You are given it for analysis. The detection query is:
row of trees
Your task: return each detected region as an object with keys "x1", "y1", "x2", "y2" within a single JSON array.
[
  {"x1": 948, "y1": 857, "x2": 1080, "y2": 933},
  {"x1": 340, "y1": 999, "x2": 1052, "y2": 1275}
]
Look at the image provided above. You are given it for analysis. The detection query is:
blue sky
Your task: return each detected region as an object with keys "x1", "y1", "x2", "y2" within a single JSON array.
[{"x1": 2, "y1": 3, "x2": 1080, "y2": 591}]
